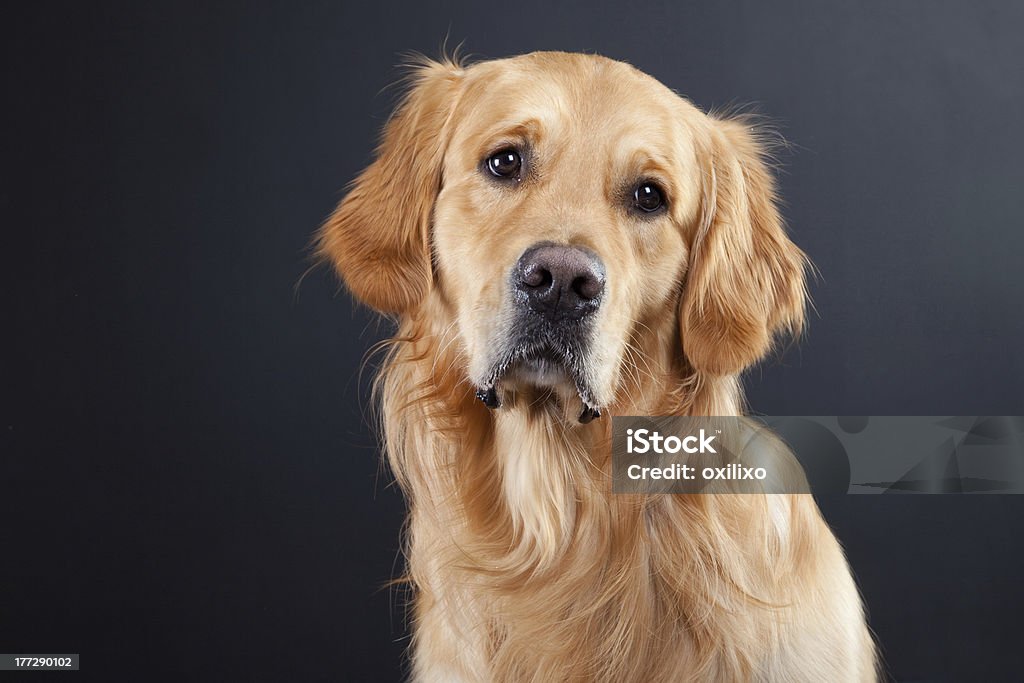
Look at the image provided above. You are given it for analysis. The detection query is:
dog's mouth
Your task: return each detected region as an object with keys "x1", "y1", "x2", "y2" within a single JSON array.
[{"x1": 475, "y1": 338, "x2": 602, "y2": 424}]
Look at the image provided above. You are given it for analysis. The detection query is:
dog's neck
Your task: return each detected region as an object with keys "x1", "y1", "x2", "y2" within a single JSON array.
[
  {"x1": 375, "y1": 311, "x2": 784, "y2": 679},
  {"x1": 378, "y1": 307, "x2": 746, "y2": 568}
]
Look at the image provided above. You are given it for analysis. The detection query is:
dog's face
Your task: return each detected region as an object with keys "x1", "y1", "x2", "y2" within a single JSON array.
[
  {"x1": 320, "y1": 52, "x2": 807, "y2": 419},
  {"x1": 432, "y1": 56, "x2": 705, "y2": 417}
]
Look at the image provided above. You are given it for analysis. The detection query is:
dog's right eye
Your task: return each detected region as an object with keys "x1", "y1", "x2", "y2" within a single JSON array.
[{"x1": 486, "y1": 148, "x2": 522, "y2": 180}]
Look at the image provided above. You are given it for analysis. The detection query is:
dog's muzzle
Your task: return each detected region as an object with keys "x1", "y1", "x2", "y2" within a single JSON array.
[{"x1": 476, "y1": 242, "x2": 606, "y2": 423}]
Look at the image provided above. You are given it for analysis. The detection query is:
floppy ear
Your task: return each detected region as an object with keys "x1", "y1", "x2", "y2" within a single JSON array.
[
  {"x1": 317, "y1": 60, "x2": 463, "y2": 314},
  {"x1": 680, "y1": 118, "x2": 808, "y2": 376}
]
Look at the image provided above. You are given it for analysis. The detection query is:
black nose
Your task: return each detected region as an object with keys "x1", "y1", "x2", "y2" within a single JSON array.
[{"x1": 514, "y1": 243, "x2": 606, "y2": 319}]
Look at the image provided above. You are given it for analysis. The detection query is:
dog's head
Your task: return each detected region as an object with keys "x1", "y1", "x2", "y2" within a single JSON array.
[{"x1": 320, "y1": 52, "x2": 807, "y2": 420}]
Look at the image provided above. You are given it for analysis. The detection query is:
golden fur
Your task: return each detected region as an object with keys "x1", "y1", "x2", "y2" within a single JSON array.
[{"x1": 319, "y1": 52, "x2": 877, "y2": 682}]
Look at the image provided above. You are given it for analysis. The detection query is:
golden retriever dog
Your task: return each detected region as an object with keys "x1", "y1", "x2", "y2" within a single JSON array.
[{"x1": 319, "y1": 51, "x2": 877, "y2": 682}]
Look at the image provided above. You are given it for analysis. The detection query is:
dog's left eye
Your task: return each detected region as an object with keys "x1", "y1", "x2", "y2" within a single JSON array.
[
  {"x1": 633, "y1": 182, "x2": 665, "y2": 213},
  {"x1": 486, "y1": 148, "x2": 522, "y2": 179}
]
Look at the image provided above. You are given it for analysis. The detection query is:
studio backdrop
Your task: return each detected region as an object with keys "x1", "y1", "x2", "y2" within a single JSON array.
[{"x1": 3, "y1": 1, "x2": 1023, "y2": 680}]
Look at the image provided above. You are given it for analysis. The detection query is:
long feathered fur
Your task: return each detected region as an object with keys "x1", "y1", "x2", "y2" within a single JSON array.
[{"x1": 320, "y1": 52, "x2": 877, "y2": 682}]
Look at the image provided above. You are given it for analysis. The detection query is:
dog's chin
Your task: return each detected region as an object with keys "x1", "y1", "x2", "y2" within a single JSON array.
[
  {"x1": 477, "y1": 345, "x2": 602, "y2": 423},
  {"x1": 507, "y1": 356, "x2": 572, "y2": 390}
]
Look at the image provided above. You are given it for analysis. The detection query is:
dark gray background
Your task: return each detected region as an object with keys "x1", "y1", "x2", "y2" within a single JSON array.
[{"x1": 3, "y1": 1, "x2": 1023, "y2": 681}]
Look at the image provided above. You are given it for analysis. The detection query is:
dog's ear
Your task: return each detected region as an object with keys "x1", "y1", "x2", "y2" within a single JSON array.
[
  {"x1": 317, "y1": 60, "x2": 463, "y2": 314},
  {"x1": 680, "y1": 118, "x2": 808, "y2": 376}
]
